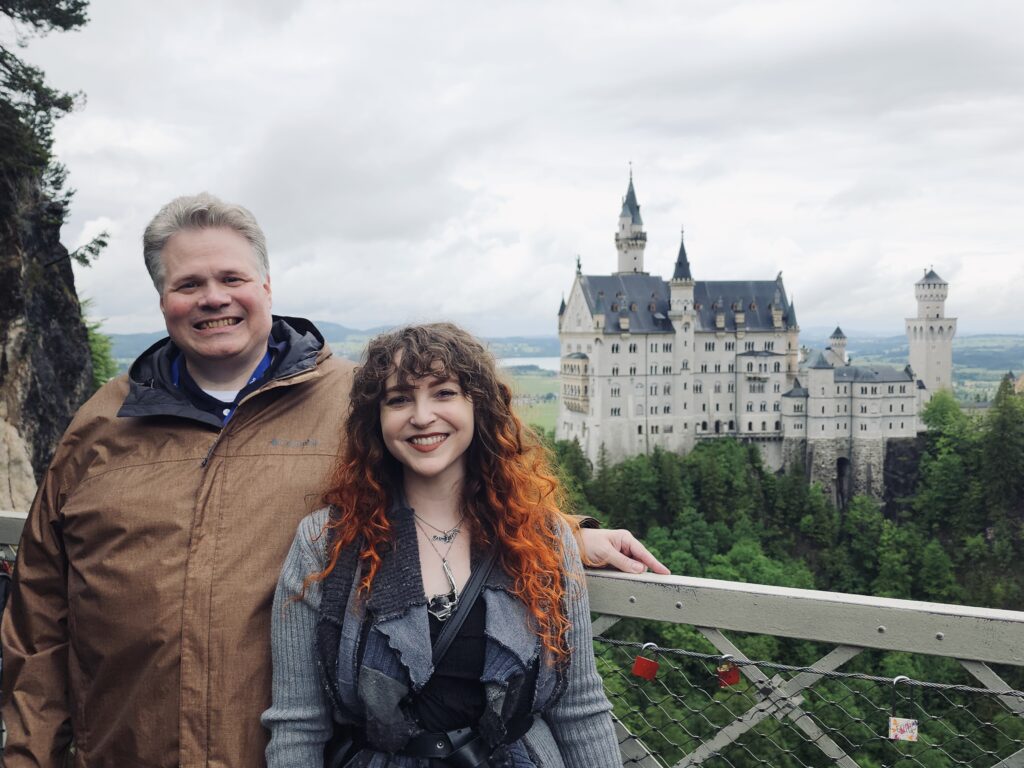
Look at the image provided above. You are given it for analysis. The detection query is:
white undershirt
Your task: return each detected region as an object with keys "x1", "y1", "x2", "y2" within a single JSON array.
[{"x1": 202, "y1": 388, "x2": 240, "y2": 403}]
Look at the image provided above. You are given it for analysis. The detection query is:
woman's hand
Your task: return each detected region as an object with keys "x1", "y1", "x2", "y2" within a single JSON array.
[{"x1": 577, "y1": 528, "x2": 670, "y2": 574}]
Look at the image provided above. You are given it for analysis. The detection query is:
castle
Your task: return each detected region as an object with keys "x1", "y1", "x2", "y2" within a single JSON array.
[{"x1": 557, "y1": 175, "x2": 956, "y2": 503}]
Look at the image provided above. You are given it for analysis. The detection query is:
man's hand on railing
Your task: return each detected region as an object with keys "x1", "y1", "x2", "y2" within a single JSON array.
[{"x1": 579, "y1": 528, "x2": 670, "y2": 575}]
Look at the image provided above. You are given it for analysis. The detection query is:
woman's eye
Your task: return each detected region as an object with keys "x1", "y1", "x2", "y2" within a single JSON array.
[
  {"x1": 384, "y1": 395, "x2": 410, "y2": 407},
  {"x1": 435, "y1": 388, "x2": 459, "y2": 399}
]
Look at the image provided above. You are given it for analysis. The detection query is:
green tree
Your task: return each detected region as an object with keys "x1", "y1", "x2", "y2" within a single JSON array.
[
  {"x1": 980, "y1": 375, "x2": 1024, "y2": 519},
  {"x1": 872, "y1": 520, "x2": 913, "y2": 599},
  {"x1": 82, "y1": 303, "x2": 118, "y2": 391},
  {"x1": 1, "y1": 0, "x2": 90, "y2": 216}
]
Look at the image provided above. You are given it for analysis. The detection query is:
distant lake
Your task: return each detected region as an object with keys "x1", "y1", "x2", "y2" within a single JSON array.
[{"x1": 498, "y1": 356, "x2": 559, "y2": 372}]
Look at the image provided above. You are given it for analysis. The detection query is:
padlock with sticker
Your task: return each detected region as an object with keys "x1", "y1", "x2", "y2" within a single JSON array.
[
  {"x1": 716, "y1": 654, "x2": 740, "y2": 688},
  {"x1": 888, "y1": 675, "x2": 919, "y2": 742},
  {"x1": 631, "y1": 642, "x2": 659, "y2": 681}
]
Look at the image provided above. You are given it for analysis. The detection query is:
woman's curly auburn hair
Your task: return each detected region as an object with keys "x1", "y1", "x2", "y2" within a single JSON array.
[{"x1": 313, "y1": 322, "x2": 576, "y2": 663}]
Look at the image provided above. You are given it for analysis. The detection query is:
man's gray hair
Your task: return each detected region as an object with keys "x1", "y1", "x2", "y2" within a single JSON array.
[{"x1": 143, "y1": 192, "x2": 269, "y2": 292}]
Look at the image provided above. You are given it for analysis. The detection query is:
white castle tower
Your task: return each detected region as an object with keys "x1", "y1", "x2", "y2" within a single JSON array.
[
  {"x1": 905, "y1": 269, "x2": 956, "y2": 398},
  {"x1": 614, "y1": 173, "x2": 647, "y2": 274}
]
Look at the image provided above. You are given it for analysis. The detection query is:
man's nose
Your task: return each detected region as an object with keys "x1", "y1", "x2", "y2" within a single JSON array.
[{"x1": 199, "y1": 283, "x2": 231, "y2": 308}]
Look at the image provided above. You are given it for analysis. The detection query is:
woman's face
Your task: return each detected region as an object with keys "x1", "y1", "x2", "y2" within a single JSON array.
[{"x1": 379, "y1": 358, "x2": 475, "y2": 487}]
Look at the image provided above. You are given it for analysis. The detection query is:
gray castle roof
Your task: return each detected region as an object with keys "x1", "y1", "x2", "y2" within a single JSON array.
[
  {"x1": 619, "y1": 177, "x2": 643, "y2": 226},
  {"x1": 783, "y1": 377, "x2": 808, "y2": 397},
  {"x1": 672, "y1": 230, "x2": 692, "y2": 281},
  {"x1": 809, "y1": 351, "x2": 833, "y2": 369},
  {"x1": 578, "y1": 274, "x2": 673, "y2": 334},
  {"x1": 830, "y1": 326, "x2": 846, "y2": 339},
  {"x1": 917, "y1": 269, "x2": 946, "y2": 284},
  {"x1": 691, "y1": 279, "x2": 796, "y2": 332},
  {"x1": 833, "y1": 364, "x2": 915, "y2": 384},
  {"x1": 577, "y1": 273, "x2": 797, "y2": 336}
]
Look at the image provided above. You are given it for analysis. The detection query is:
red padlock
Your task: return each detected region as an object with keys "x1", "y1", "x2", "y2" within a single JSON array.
[
  {"x1": 717, "y1": 658, "x2": 740, "y2": 688},
  {"x1": 631, "y1": 643, "x2": 659, "y2": 681}
]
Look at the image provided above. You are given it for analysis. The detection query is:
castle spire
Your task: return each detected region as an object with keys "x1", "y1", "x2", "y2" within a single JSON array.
[
  {"x1": 614, "y1": 170, "x2": 647, "y2": 274},
  {"x1": 672, "y1": 226, "x2": 692, "y2": 281}
]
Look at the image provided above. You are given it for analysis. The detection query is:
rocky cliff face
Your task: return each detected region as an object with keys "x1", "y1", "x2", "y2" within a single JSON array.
[{"x1": 1, "y1": 180, "x2": 92, "y2": 509}]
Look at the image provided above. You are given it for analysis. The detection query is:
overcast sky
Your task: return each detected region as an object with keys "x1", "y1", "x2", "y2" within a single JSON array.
[{"x1": 14, "y1": 0, "x2": 1024, "y2": 339}]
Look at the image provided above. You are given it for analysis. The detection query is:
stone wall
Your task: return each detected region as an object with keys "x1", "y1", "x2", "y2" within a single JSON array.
[{"x1": 1, "y1": 180, "x2": 92, "y2": 507}]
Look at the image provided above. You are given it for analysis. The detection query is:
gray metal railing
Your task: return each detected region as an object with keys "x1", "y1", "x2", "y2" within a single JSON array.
[{"x1": 586, "y1": 571, "x2": 1024, "y2": 767}]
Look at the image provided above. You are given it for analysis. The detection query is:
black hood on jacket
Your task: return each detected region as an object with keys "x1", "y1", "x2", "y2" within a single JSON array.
[{"x1": 117, "y1": 315, "x2": 328, "y2": 427}]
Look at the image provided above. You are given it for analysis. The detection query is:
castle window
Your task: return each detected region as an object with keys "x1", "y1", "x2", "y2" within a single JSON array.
[
  {"x1": 860, "y1": 387, "x2": 867, "y2": 395},
  {"x1": 651, "y1": 425, "x2": 659, "y2": 434},
  {"x1": 729, "y1": 420, "x2": 735, "y2": 430},
  {"x1": 745, "y1": 341, "x2": 755, "y2": 351},
  {"x1": 746, "y1": 402, "x2": 753, "y2": 412},
  {"x1": 714, "y1": 363, "x2": 722, "y2": 373},
  {"x1": 774, "y1": 383, "x2": 781, "y2": 393},
  {"x1": 773, "y1": 362, "x2": 781, "y2": 373},
  {"x1": 761, "y1": 421, "x2": 767, "y2": 431},
  {"x1": 663, "y1": 343, "x2": 673, "y2": 352},
  {"x1": 888, "y1": 385, "x2": 894, "y2": 394},
  {"x1": 611, "y1": 343, "x2": 620, "y2": 353},
  {"x1": 611, "y1": 366, "x2": 619, "y2": 376},
  {"x1": 760, "y1": 402, "x2": 768, "y2": 412},
  {"x1": 650, "y1": 365, "x2": 657, "y2": 374},
  {"x1": 611, "y1": 387, "x2": 620, "y2": 397},
  {"x1": 700, "y1": 364, "x2": 708, "y2": 373},
  {"x1": 822, "y1": 406, "x2": 826, "y2": 414},
  {"x1": 664, "y1": 405, "x2": 671, "y2": 414},
  {"x1": 837, "y1": 422, "x2": 841, "y2": 430},
  {"x1": 765, "y1": 341, "x2": 774, "y2": 351},
  {"x1": 705, "y1": 341, "x2": 716, "y2": 351},
  {"x1": 629, "y1": 366, "x2": 637, "y2": 375},
  {"x1": 871, "y1": 387, "x2": 878, "y2": 395},
  {"x1": 694, "y1": 382, "x2": 702, "y2": 393},
  {"x1": 747, "y1": 421, "x2": 753, "y2": 431},
  {"x1": 901, "y1": 404, "x2": 905, "y2": 412},
  {"x1": 628, "y1": 343, "x2": 637, "y2": 353},
  {"x1": 728, "y1": 363, "x2": 735, "y2": 373},
  {"x1": 650, "y1": 406, "x2": 657, "y2": 414},
  {"x1": 702, "y1": 421, "x2": 708, "y2": 431},
  {"x1": 775, "y1": 421, "x2": 781, "y2": 430},
  {"x1": 889, "y1": 404, "x2": 893, "y2": 412},
  {"x1": 702, "y1": 403, "x2": 707, "y2": 411},
  {"x1": 714, "y1": 382, "x2": 722, "y2": 393},
  {"x1": 611, "y1": 407, "x2": 621, "y2": 416},
  {"x1": 725, "y1": 341, "x2": 735, "y2": 351},
  {"x1": 822, "y1": 425, "x2": 826, "y2": 431},
  {"x1": 681, "y1": 360, "x2": 689, "y2": 370},
  {"x1": 728, "y1": 382, "x2": 735, "y2": 393},
  {"x1": 860, "y1": 405, "x2": 867, "y2": 413},
  {"x1": 651, "y1": 343, "x2": 657, "y2": 352},
  {"x1": 715, "y1": 403, "x2": 720, "y2": 412},
  {"x1": 774, "y1": 402, "x2": 781, "y2": 411},
  {"x1": 650, "y1": 385, "x2": 658, "y2": 395},
  {"x1": 664, "y1": 425, "x2": 673, "y2": 434},
  {"x1": 638, "y1": 425, "x2": 643, "y2": 434},
  {"x1": 664, "y1": 385, "x2": 671, "y2": 395},
  {"x1": 746, "y1": 363, "x2": 753, "y2": 372},
  {"x1": 663, "y1": 366, "x2": 672, "y2": 374}
]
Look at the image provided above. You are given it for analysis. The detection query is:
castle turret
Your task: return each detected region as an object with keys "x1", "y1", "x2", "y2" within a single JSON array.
[
  {"x1": 826, "y1": 326, "x2": 847, "y2": 367},
  {"x1": 905, "y1": 269, "x2": 956, "y2": 398},
  {"x1": 614, "y1": 172, "x2": 647, "y2": 274}
]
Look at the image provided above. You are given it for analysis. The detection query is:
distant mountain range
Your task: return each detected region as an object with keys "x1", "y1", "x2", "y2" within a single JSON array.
[
  {"x1": 107, "y1": 324, "x2": 1023, "y2": 375},
  {"x1": 107, "y1": 322, "x2": 561, "y2": 362}
]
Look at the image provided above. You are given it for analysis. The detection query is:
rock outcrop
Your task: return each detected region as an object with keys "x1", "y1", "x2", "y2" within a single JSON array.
[{"x1": 1, "y1": 180, "x2": 93, "y2": 508}]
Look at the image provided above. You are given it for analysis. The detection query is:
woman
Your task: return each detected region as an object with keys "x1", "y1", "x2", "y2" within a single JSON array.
[{"x1": 263, "y1": 323, "x2": 620, "y2": 767}]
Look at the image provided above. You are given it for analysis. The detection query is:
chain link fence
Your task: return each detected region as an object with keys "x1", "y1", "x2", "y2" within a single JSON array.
[{"x1": 595, "y1": 634, "x2": 1024, "y2": 768}]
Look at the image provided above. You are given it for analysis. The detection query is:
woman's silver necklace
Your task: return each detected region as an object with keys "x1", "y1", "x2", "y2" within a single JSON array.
[
  {"x1": 415, "y1": 518, "x2": 460, "y2": 621},
  {"x1": 414, "y1": 511, "x2": 465, "y2": 544}
]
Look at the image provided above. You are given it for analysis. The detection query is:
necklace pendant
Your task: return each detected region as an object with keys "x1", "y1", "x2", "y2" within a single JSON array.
[
  {"x1": 431, "y1": 529, "x2": 458, "y2": 544},
  {"x1": 428, "y1": 591, "x2": 458, "y2": 621}
]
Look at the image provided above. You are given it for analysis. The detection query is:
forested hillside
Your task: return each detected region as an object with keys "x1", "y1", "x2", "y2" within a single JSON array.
[{"x1": 550, "y1": 374, "x2": 1024, "y2": 610}]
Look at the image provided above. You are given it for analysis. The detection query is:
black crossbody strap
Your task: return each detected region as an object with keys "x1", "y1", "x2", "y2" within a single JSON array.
[{"x1": 432, "y1": 549, "x2": 497, "y2": 666}]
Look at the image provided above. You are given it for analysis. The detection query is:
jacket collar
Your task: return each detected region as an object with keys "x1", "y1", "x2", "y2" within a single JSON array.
[
  {"x1": 117, "y1": 315, "x2": 328, "y2": 425},
  {"x1": 363, "y1": 503, "x2": 540, "y2": 692}
]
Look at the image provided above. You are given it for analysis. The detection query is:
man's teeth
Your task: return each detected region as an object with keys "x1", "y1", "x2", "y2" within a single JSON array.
[
  {"x1": 410, "y1": 435, "x2": 446, "y2": 446},
  {"x1": 198, "y1": 319, "x2": 239, "y2": 329}
]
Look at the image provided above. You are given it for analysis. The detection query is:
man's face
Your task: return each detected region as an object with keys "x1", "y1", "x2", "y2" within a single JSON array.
[{"x1": 158, "y1": 226, "x2": 273, "y2": 373}]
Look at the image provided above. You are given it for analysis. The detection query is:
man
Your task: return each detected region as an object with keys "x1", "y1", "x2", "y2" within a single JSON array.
[{"x1": 1, "y1": 193, "x2": 666, "y2": 767}]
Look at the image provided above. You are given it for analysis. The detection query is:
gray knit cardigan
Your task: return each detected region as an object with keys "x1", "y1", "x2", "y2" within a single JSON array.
[{"x1": 262, "y1": 507, "x2": 621, "y2": 768}]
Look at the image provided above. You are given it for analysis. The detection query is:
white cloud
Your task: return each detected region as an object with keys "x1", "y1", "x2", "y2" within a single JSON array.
[{"x1": 16, "y1": 0, "x2": 1023, "y2": 338}]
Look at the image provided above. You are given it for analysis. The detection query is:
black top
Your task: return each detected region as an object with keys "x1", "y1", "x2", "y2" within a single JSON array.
[{"x1": 413, "y1": 598, "x2": 487, "y2": 731}]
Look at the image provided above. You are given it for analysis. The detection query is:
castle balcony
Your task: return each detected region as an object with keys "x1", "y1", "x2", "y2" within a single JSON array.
[{"x1": 1, "y1": 512, "x2": 1022, "y2": 766}]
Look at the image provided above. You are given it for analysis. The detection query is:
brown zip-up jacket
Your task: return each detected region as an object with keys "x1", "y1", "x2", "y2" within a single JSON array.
[{"x1": 1, "y1": 317, "x2": 354, "y2": 768}]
